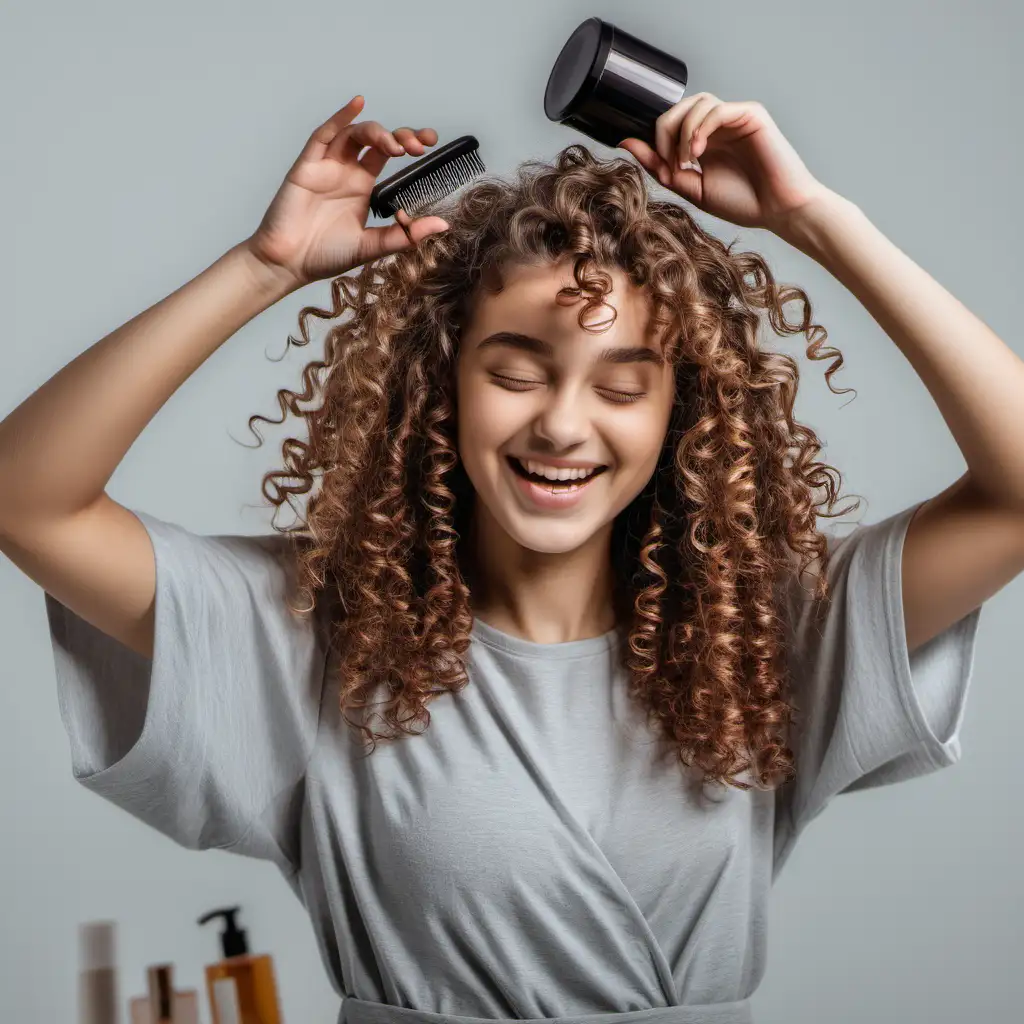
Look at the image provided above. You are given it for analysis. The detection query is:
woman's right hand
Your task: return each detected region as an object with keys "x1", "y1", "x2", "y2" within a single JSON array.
[{"x1": 244, "y1": 95, "x2": 451, "y2": 290}]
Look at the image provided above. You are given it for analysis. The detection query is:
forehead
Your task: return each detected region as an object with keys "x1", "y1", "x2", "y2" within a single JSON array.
[{"x1": 467, "y1": 259, "x2": 661, "y2": 351}]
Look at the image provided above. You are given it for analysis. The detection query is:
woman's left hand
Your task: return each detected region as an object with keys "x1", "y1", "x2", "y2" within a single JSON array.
[{"x1": 618, "y1": 93, "x2": 833, "y2": 235}]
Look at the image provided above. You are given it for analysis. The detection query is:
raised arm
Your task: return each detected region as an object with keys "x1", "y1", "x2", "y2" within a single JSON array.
[{"x1": 0, "y1": 243, "x2": 297, "y2": 656}]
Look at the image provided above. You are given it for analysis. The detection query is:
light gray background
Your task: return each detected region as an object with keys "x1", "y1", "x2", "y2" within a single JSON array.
[{"x1": 2, "y1": 1, "x2": 1021, "y2": 1021}]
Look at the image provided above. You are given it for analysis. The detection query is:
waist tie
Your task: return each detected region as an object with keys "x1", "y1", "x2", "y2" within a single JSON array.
[{"x1": 339, "y1": 996, "x2": 754, "y2": 1024}]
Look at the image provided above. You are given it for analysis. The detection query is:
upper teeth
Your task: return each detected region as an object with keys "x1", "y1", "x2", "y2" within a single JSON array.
[{"x1": 516, "y1": 458, "x2": 599, "y2": 481}]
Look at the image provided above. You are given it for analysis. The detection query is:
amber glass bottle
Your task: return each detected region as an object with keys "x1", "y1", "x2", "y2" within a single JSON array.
[{"x1": 198, "y1": 907, "x2": 283, "y2": 1024}]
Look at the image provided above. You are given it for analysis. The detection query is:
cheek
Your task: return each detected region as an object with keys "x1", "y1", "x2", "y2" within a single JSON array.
[
  {"x1": 455, "y1": 377, "x2": 519, "y2": 477},
  {"x1": 612, "y1": 407, "x2": 671, "y2": 472}
]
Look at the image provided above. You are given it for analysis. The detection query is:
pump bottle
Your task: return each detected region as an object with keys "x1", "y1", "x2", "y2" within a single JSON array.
[{"x1": 198, "y1": 907, "x2": 283, "y2": 1024}]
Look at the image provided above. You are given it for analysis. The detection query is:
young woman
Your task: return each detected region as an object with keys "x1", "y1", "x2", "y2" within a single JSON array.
[{"x1": 3, "y1": 92, "x2": 1022, "y2": 1023}]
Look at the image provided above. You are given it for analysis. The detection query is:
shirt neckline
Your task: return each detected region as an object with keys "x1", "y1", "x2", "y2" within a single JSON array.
[{"x1": 470, "y1": 615, "x2": 622, "y2": 660}]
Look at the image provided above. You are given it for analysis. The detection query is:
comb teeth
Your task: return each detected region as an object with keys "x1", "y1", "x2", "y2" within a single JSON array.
[
  {"x1": 391, "y1": 150, "x2": 485, "y2": 216},
  {"x1": 370, "y1": 134, "x2": 484, "y2": 220}
]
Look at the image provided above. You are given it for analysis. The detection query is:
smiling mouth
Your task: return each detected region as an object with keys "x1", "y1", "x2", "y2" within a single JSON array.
[{"x1": 506, "y1": 456, "x2": 609, "y2": 490}]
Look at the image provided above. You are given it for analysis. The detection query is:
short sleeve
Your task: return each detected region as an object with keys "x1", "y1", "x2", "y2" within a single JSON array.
[
  {"x1": 772, "y1": 499, "x2": 983, "y2": 880},
  {"x1": 44, "y1": 508, "x2": 327, "y2": 875}
]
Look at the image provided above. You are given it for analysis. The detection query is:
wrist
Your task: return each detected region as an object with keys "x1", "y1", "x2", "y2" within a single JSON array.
[
  {"x1": 232, "y1": 240, "x2": 306, "y2": 304},
  {"x1": 772, "y1": 188, "x2": 860, "y2": 258}
]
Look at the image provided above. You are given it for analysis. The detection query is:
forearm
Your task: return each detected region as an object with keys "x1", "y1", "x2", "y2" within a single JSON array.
[
  {"x1": 779, "y1": 191, "x2": 1024, "y2": 509},
  {"x1": 0, "y1": 241, "x2": 299, "y2": 530}
]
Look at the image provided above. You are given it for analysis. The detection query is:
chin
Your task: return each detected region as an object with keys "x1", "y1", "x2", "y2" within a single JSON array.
[{"x1": 504, "y1": 519, "x2": 601, "y2": 555}]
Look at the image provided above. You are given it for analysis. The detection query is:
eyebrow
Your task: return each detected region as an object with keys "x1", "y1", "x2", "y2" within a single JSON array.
[{"x1": 476, "y1": 331, "x2": 665, "y2": 367}]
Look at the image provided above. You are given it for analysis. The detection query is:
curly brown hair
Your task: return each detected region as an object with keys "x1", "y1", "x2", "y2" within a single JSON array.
[{"x1": 245, "y1": 142, "x2": 862, "y2": 794}]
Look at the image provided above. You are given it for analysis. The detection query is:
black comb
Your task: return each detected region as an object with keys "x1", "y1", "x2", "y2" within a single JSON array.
[{"x1": 369, "y1": 134, "x2": 485, "y2": 220}]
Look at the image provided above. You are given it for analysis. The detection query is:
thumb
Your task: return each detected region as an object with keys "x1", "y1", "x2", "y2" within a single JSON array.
[
  {"x1": 359, "y1": 215, "x2": 450, "y2": 263},
  {"x1": 395, "y1": 208, "x2": 450, "y2": 247}
]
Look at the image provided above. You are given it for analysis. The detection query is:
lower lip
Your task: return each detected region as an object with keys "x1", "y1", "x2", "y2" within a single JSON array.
[{"x1": 507, "y1": 458, "x2": 606, "y2": 510}]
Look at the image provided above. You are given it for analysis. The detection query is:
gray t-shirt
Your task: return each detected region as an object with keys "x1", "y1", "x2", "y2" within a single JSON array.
[{"x1": 44, "y1": 500, "x2": 982, "y2": 1024}]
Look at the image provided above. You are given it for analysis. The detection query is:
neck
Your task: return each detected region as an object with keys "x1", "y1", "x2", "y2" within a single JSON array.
[{"x1": 465, "y1": 509, "x2": 618, "y2": 645}]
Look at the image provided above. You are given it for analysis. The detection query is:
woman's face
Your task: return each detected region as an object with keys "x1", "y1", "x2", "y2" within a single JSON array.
[{"x1": 455, "y1": 258, "x2": 677, "y2": 555}]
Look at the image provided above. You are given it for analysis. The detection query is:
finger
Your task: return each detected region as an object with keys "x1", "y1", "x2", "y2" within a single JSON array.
[
  {"x1": 619, "y1": 138, "x2": 703, "y2": 204},
  {"x1": 358, "y1": 222, "x2": 420, "y2": 263},
  {"x1": 654, "y1": 92, "x2": 717, "y2": 172},
  {"x1": 360, "y1": 127, "x2": 437, "y2": 177},
  {"x1": 360, "y1": 213, "x2": 450, "y2": 263},
  {"x1": 676, "y1": 95, "x2": 720, "y2": 169},
  {"x1": 296, "y1": 95, "x2": 366, "y2": 165},
  {"x1": 689, "y1": 101, "x2": 763, "y2": 160},
  {"x1": 329, "y1": 120, "x2": 407, "y2": 165},
  {"x1": 407, "y1": 213, "x2": 450, "y2": 243},
  {"x1": 391, "y1": 127, "x2": 439, "y2": 156},
  {"x1": 359, "y1": 147, "x2": 391, "y2": 179},
  {"x1": 395, "y1": 207, "x2": 450, "y2": 243},
  {"x1": 393, "y1": 207, "x2": 415, "y2": 245},
  {"x1": 618, "y1": 137, "x2": 670, "y2": 182}
]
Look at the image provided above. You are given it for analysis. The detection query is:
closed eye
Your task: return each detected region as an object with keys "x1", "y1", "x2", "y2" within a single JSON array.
[{"x1": 490, "y1": 374, "x2": 646, "y2": 404}]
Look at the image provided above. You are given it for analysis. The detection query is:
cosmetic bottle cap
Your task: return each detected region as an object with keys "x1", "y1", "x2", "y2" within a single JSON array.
[
  {"x1": 197, "y1": 906, "x2": 249, "y2": 958},
  {"x1": 79, "y1": 920, "x2": 117, "y2": 970}
]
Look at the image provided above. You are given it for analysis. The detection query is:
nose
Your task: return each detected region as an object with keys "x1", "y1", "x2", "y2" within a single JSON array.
[{"x1": 530, "y1": 385, "x2": 590, "y2": 451}]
